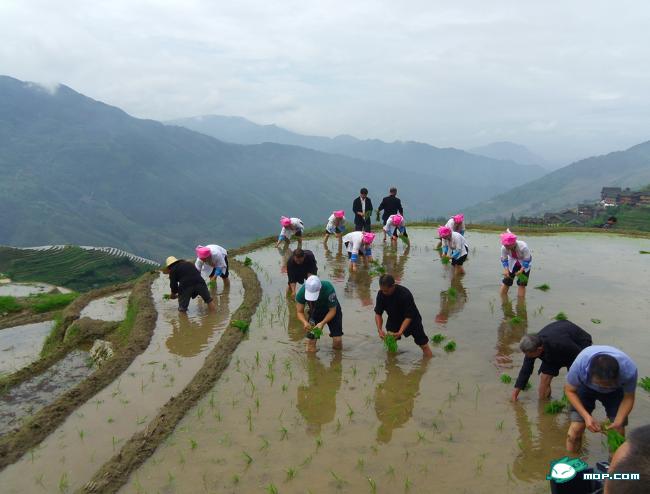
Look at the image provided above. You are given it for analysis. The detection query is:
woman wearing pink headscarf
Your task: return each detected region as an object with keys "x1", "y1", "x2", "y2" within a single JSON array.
[
  {"x1": 499, "y1": 230, "x2": 532, "y2": 298},
  {"x1": 446, "y1": 213, "x2": 465, "y2": 236},
  {"x1": 324, "y1": 210, "x2": 346, "y2": 243},
  {"x1": 342, "y1": 231, "x2": 375, "y2": 272},
  {"x1": 276, "y1": 216, "x2": 304, "y2": 248},
  {"x1": 195, "y1": 244, "x2": 229, "y2": 287},
  {"x1": 437, "y1": 226, "x2": 469, "y2": 275},
  {"x1": 383, "y1": 214, "x2": 409, "y2": 247}
]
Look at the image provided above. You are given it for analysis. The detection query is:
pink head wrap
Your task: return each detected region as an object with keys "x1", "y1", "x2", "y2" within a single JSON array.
[
  {"x1": 437, "y1": 226, "x2": 452, "y2": 238},
  {"x1": 334, "y1": 210, "x2": 345, "y2": 218},
  {"x1": 500, "y1": 231, "x2": 517, "y2": 246},
  {"x1": 392, "y1": 214, "x2": 403, "y2": 226},
  {"x1": 195, "y1": 246, "x2": 211, "y2": 260},
  {"x1": 362, "y1": 232, "x2": 376, "y2": 244},
  {"x1": 453, "y1": 214, "x2": 464, "y2": 224},
  {"x1": 280, "y1": 216, "x2": 292, "y2": 227}
]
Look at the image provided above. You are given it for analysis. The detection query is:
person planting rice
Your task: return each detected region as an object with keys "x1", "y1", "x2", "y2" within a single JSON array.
[
  {"x1": 564, "y1": 345, "x2": 638, "y2": 454},
  {"x1": 383, "y1": 214, "x2": 409, "y2": 247},
  {"x1": 437, "y1": 226, "x2": 469, "y2": 275},
  {"x1": 374, "y1": 274, "x2": 432, "y2": 357},
  {"x1": 295, "y1": 275, "x2": 343, "y2": 352},
  {"x1": 352, "y1": 188, "x2": 373, "y2": 232},
  {"x1": 163, "y1": 256, "x2": 215, "y2": 312},
  {"x1": 286, "y1": 248, "x2": 318, "y2": 296},
  {"x1": 342, "y1": 231, "x2": 375, "y2": 272},
  {"x1": 446, "y1": 213, "x2": 466, "y2": 236},
  {"x1": 499, "y1": 229, "x2": 531, "y2": 298},
  {"x1": 377, "y1": 187, "x2": 404, "y2": 240},
  {"x1": 324, "y1": 210, "x2": 346, "y2": 243},
  {"x1": 194, "y1": 244, "x2": 229, "y2": 288},
  {"x1": 511, "y1": 320, "x2": 592, "y2": 402},
  {"x1": 276, "y1": 216, "x2": 304, "y2": 248}
]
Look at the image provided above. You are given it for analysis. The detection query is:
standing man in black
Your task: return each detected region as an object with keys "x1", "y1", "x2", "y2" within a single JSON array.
[
  {"x1": 378, "y1": 187, "x2": 404, "y2": 241},
  {"x1": 352, "y1": 188, "x2": 373, "y2": 232},
  {"x1": 511, "y1": 320, "x2": 592, "y2": 401}
]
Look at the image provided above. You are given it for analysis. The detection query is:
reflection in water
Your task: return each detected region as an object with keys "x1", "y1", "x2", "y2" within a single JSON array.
[
  {"x1": 375, "y1": 356, "x2": 429, "y2": 443},
  {"x1": 323, "y1": 244, "x2": 347, "y2": 282},
  {"x1": 296, "y1": 353, "x2": 343, "y2": 435},
  {"x1": 279, "y1": 247, "x2": 290, "y2": 275},
  {"x1": 286, "y1": 299, "x2": 305, "y2": 342},
  {"x1": 344, "y1": 270, "x2": 373, "y2": 307},
  {"x1": 165, "y1": 286, "x2": 231, "y2": 357},
  {"x1": 435, "y1": 272, "x2": 468, "y2": 324},
  {"x1": 512, "y1": 402, "x2": 571, "y2": 482},
  {"x1": 382, "y1": 245, "x2": 410, "y2": 282},
  {"x1": 495, "y1": 298, "x2": 528, "y2": 369}
]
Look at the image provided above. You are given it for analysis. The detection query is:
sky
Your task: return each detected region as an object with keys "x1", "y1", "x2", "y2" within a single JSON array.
[{"x1": 1, "y1": 0, "x2": 649, "y2": 166}]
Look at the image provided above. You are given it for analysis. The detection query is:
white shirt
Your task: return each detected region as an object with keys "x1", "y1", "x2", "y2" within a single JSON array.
[
  {"x1": 342, "y1": 231, "x2": 365, "y2": 255},
  {"x1": 383, "y1": 214, "x2": 406, "y2": 234},
  {"x1": 500, "y1": 240, "x2": 532, "y2": 271},
  {"x1": 326, "y1": 214, "x2": 345, "y2": 231},
  {"x1": 280, "y1": 217, "x2": 304, "y2": 239},
  {"x1": 445, "y1": 217, "x2": 464, "y2": 233},
  {"x1": 360, "y1": 198, "x2": 367, "y2": 214},
  {"x1": 195, "y1": 244, "x2": 228, "y2": 279},
  {"x1": 442, "y1": 231, "x2": 468, "y2": 257}
]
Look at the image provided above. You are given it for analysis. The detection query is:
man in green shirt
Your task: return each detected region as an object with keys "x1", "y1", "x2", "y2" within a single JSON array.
[{"x1": 296, "y1": 275, "x2": 343, "y2": 352}]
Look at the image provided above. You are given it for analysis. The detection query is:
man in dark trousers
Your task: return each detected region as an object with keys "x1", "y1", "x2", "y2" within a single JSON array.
[
  {"x1": 511, "y1": 320, "x2": 592, "y2": 401},
  {"x1": 377, "y1": 186, "x2": 404, "y2": 225},
  {"x1": 374, "y1": 274, "x2": 432, "y2": 357},
  {"x1": 352, "y1": 187, "x2": 373, "y2": 232},
  {"x1": 164, "y1": 256, "x2": 215, "y2": 312},
  {"x1": 286, "y1": 248, "x2": 318, "y2": 296}
]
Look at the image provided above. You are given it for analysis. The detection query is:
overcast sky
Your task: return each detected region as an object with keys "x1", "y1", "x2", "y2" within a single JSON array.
[{"x1": 1, "y1": 0, "x2": 649, "y2": 165}]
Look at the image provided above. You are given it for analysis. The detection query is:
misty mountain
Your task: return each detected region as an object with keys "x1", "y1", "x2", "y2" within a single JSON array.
[
  {"x1": 465, "y1": 142, "x2": 650, "y2": 221},
  {"x1": 0, "y1": 75, "x2": 484, "y2": 259},
  {"x1": 469, "y1": 141, "x2": 548, "y2": 168},
  {"x1": 168, "y1": 115, "x2": 547, "y2": 191}
]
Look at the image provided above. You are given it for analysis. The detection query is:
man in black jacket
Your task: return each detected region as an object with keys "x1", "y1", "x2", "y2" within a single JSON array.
[
  {"x1": 511, "y1": 320, "x2": 592, "y2": 401},
  {"x1": 164, "y1": 256, "x2": 215, "y2": 312},
  {"x1": 352, "y1": 187, "x2": 373, "y2": 232},
  {"x1": 286, "y1": 248, "x2": 318, "y2": 295},
  {"x1": 377, "y1": 187, "x2": 403, "y2": 224}
]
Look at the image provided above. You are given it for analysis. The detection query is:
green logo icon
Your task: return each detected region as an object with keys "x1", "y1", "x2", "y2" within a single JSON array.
[{"x1": 547, "y1": 456, "x2": 589, "y2": 483}]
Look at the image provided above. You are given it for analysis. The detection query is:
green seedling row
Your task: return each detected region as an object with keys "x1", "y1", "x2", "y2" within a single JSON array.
[{"x1": 384, "y1": 334, "x2": 398, "y2": 353}]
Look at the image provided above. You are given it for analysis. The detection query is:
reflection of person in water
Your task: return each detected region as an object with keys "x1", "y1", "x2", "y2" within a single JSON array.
[
  {"x1": 494, "y1": 297, "x2": 528, "y2": 370},
  {"x1": 375, "y1": 355, "x2": 430, "y2": 443},
  {"x1": 382, "y1": 244, "x2": 410, "y2": 283},
  {"x1": 165, "y1": 283, "x2": 231, "y2": 357},
  {"x1": 434, "y1": 270, "x2": 467, "y2": 324},
  {"x1": 344, "y1": 269, "x2": 373, "y2": 307},
  {"x1": 324, "y1": 243, "x2": 347, "y2": 282},
  {"x1": 511, "y1": 400, "x2": 569, "y2": 483},
  {"x1": 296, "y1": 353, "x2": 343, "y2": 435}
]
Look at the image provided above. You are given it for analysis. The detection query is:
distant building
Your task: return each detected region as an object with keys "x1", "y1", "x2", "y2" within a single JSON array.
[
  {"x1": 601, "y1": 187, "x2": 622, "y2": 205},
  {"x1": 618, "y1": 188, "x2": 636, "y2": 206}
]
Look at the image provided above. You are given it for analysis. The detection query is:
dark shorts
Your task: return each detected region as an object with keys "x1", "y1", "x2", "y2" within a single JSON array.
[
  {"x1": 451, "y1": 254, "x2": 468, "y2": 266},
  {"x1": 287, "y1": 266, "x2": 318, "y2": 285},
  {"x1": 325, "y1": 226, "x2": 345, "y2": 234},
  {"x1": 294, "y1": 229, "x2": 303, "y2": 237},
  {"x1": 389, "y1": 226, "x2": 408, "y2": 239},
  {"x1": 308, "y1": 302, "x2": 343, "y2": 337},
  {"x1": 502, "y1": 262, "x2": 531, "y2": 286},
  {"x1": 208, "y1": 256, "x2": 230, "y2": 279},
  {"x1": 393, "y1": 323, "x2": 429, "y2": 346},
  {"x1": 568, "y1": 385, "x2": 626, "y2": 424},
  {"x1": 345, "y1": 242, "x2": 370, "y2": 259},
  {"x1": 178, "y1": 282, "x2": 212, "y2": 311}
]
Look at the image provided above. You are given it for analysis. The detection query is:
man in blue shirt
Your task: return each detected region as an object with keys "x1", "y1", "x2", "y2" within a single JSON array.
[{"x1": 564, "y1": 345, "x2": 638, "y2": 453}]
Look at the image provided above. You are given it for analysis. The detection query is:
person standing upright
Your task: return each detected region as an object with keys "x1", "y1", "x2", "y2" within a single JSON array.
[
  {"x1": 377, "y1": 187, "x2": 404, "y2": 239},
  {"x1": 353, "y1": 188, "x2": 373, "y2": 232}
]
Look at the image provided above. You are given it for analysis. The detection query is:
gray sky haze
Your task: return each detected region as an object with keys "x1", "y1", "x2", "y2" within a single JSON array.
[{"x1": 2, "y1": 0, "x2": 649, "y2": 165}]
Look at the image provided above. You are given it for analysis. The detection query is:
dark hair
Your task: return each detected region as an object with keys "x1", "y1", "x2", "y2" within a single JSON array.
[
  {"x1": 360, "y1": 188, "x2": 368, "y2": 195},
  {"x1": 389, "y1": 187, "x2": 397, "y2": 194},
  {"x1": 590, "y1": 354, "x2": 619, "y2": 381},
  {"x1": 608, "y1": 216, "x2": 618, "y2": 222},
  {"x1": 293, "y1": 248, "x2": 305, "y2": 259},
  {"x1": 608, "y1": 425, "x2": 650, "y2": 494},
  {"x1": 379, "y1": 274, "x2": 395, "y2": 288}
]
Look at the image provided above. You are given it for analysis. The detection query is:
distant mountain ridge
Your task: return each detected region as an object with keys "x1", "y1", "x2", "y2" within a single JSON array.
[
  {"x1": 469, "y1": 141, "x2": 548, "y2": 168},
  {"x1": 167, "y1": 115, "x2": 547, "y2": 191},
  {"x1": 465, "y1": 141, "x2": 650, "y2": 221}
]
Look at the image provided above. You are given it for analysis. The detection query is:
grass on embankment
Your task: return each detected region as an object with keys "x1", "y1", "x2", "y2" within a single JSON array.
[{"x1": 0, "y1": 292, "x2": 79, "y2": 318}]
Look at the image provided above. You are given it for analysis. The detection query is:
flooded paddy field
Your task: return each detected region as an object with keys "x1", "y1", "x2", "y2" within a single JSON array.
[
  {"x1": 119, "y1": 229, "x2": 649, "y2": 493},
  {"x1": 0, "y1": 274, "x2": 242, "y2": 493},
  {"x1": 0, "y1": 321, "x2": 55, "y2": 373},
  {"x1": 80, "y1": 290, "x2": 130, "y2": 321},
  {"x1": 0, "y1": 282, "x2": 71, "y2": 297}
]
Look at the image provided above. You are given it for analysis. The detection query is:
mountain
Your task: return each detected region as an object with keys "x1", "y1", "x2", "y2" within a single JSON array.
[
  {"x1": 465, "y1": 142, "x2": 650, "y2": 221},
  {"x1": 469, "y1": 141, "x2": 548, "y2": 168},
  {"x1": 0, "y1": 76, "x2": 481, "y2": 259},
  {"x1": 168, "y1": 116, "x2": 547, "y2": 191}
]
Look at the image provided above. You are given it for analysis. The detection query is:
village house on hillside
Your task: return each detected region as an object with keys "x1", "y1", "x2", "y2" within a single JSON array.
[{"x1": 600, "y1": 186, "x2": 650, "y2": 207}]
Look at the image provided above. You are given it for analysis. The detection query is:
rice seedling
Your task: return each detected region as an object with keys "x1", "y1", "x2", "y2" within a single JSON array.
[
  {"x1": 282, "y1": 383, "x2": 288, "y2": 393},
  {"x1": 443, "y1": 341, "x2": 456, "y2": 352},
  {"x1": 554, "y1": 312, "x2": 568, "y2": 321},
  {"x1": 384, "y1": 334, "x2": 398, "y2": 353},
  {"x1": 474, "y1": 384, "x2": 481, "y2": 410},
  {"x1": 330, "y1": 470, "x2": 346, "y2": 489},
  {"x1": 247, "y1": 408, "x2": 253, "y2": 431},
  {"x1": 244, "y1": 256, "x2": 253, "y2": 266},
  {"x1": 352, "y1": 364, "x2": 358, "y2": 377},
  {"x1": 404, "y1": 477, "x2": 413, "y2": 492},
  {"x1": 496, "y1": 420, "x2": 504, "y2": 431},
  {"x1": 432, "y1": 333, "x2": 445, "y2": 344},
  {"x1": 190, "y1": 439, "x2": 198, "y2": 450},
  {"x1": 500, "y1": 374, "x2": 512, "y2": 384},
  {"x1": 162, "y1": 294, "x2": 170, "y2": 300},
  {"x1": 367, "y1": 477, "x2": 377, "y2": 493},
  {"x1": 232, "y1": 319, "x2": 250, "y2": 332},
  {"x1": 78, "y1": 429, "x2": 85, "y2": 441},
  {"x1": 488, "y1": 300, "x2": 495, "y2": 314},
  {"x1": 335, "y1": 418, "x2": 342, "y2": 433},
  {"x1": 386, "y1": 465, "x2": 396, "y2": 477},
  {"x1": 280, "y1": 425, "x2": 289, "y2": 440},
  {"x1": 639, "y1": 250, "x2": 650, "y2": 254},
  {"x1": 34, "y1": 473, "x2": 45, "y2": 489},
  {"x1": 266, "y1": 483, "x2": 279, "y2": 494},
  {"x1": 243, "y1": 451, "x2": 253, "y2": 465},
  {"x1": 446, "y1": 287, "x2": 457, "y2": 299},
  {"x1": 446, "y1": 432, "x2": 453, "y2": 442},
  {"x1": 517, "y1": 273, "x2": 528, "y2": 285},
  {"x1": 535, "y1": 283, "x2": 550, "y2": 291},
  {"x1": 347, "y1": 403, "x2": 355, "y2": 420},
  {"x1": 639, "y1": 377, "x2": 650, "y2": 392},
  {"x1": 316, "y1": 436, "x2": 323, "y2": 448},
  {"x1": 286, "y1": 467, "x2": 297, "y2": 481},
  {"x1": 58, "y1": 472, "x2": 69, "y2": 493},
  {"x1": 440, "y1": 256, "x2": 450, "y2": 265},
  {"x1": 507, "y1": 464, "x2": 514, "y2": 483},
  {"x1": 605, "y1": 428, "x2": 626, "y2": 453},
  {"x1": 357, "y1": 457, "x2": 365, "y2": 471},
  {"x1": 308, "y1": 327, "x2": 323, "y2": 339},
  {"x1": 232, "y1": 474, "x2": 240, "y2": 485},
  {"x1": 510, "y1": 316, "x2": 523, "y2": 325},
  {"x1": 544, "y1": 399, "x2": 567, "y2": 414},
  {"x1": 301, "y1": 454, "x2": 313, "y2": 466},
  {"x1": 591, "y1": 318, "x2": 602, "y2": 324},
  {"x1": 417, "y1": 431, "x2": 427, "y2": 443},
  {"x1": 523, "y1": 382, "x2": 532, "y2": 391}
]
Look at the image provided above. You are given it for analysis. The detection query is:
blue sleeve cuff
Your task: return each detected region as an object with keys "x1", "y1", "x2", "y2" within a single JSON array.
[
  {"x1": 451, "y1": 250, "x2": 461, "y2": 259},
  {"x1": 501, "y1": 259, "x2": 509, "y2": 268},
  {"x1": 365, "y1": 248, "x2": 372, "y2": 256},
  {"x1": 278, "y1": 235, "x2": 286, "y2": 241},
  {"x1": 522, "y1": 261, "x2": 530, "y2": 269},
  {"x1": 442, "y1": 246, "x2": 449, "y2": 255},
  {"x1": 350, "y1": 253, "x2": 358, "y2": 262}
]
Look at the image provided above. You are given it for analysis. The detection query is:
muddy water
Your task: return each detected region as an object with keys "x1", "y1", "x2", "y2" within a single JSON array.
[
  {"x1": 0, "y1": 350, "x2": 93, "y2": 435},
  {"x1": 0, "y1": 282, "x2": 71, "y2": 297},
  {"x1": 0, "y1": 321, "x2": 54, "y2": 373},
  {"x1": 122, "y1": 230, "x2": 649, "y2": 494},
  {"x1": 80, "y1": 291, "x2": 130, "y2": 321},
  {"x1": 0, "y1": 274, "x2": 242, "y2": 493}
]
